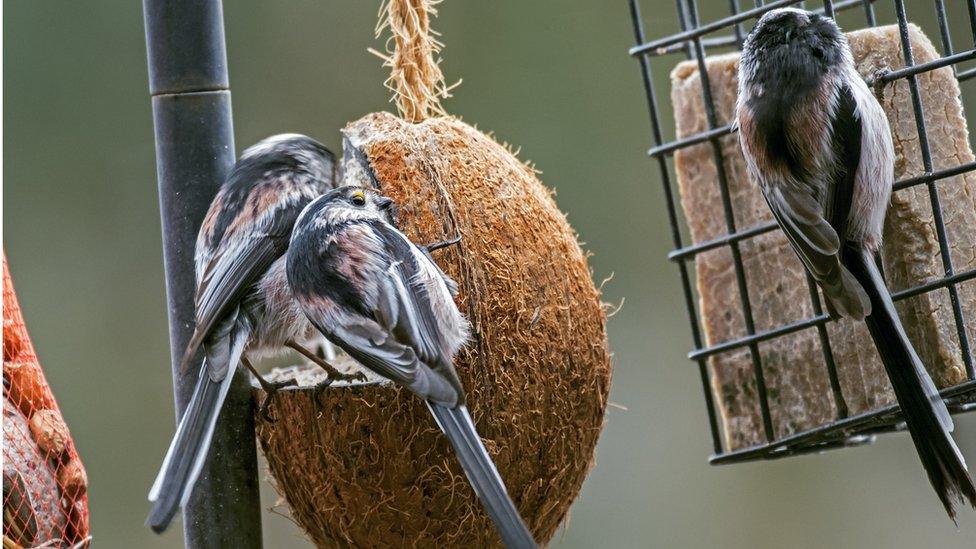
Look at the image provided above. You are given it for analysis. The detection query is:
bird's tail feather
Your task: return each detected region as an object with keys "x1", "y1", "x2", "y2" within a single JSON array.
[
  {"x1": 146, "y1": 359, "x2": 236, "y2": 532},
  {"x1": 147, "y1": 316, "x2": 250, "y2": 533},
  {"x1": 844, "y1": 246, "x2": 976, "y2": 519},
  {"x1": 427, "y1": 403, "x2": 537, "y2": 549}
]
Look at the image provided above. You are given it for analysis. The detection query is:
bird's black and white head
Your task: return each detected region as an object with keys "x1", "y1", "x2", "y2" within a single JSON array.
[
  {"x1": 740, "y1": 8, "x2": 849, "y2": 88},
  {"x1": 287, "y1": 185, "x2": 398, "y2": 308},
  {"x1": 236, "y1": 133, "x2": 336, "y2": 195},
  {"x1": 295, "y1": 185, "x2": 395, "y2": 230}
]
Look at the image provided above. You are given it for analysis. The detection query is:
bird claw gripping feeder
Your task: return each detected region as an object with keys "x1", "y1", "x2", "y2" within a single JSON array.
[
  {"x1": 253, "y1": 1, "x2": 612, "y2": 546},
  {"x1": 3, "y1": 255, "x2": 91, "y2": 548},
  {"x1": 629, "y1": 0, "x2": 976, "y2": 464}
]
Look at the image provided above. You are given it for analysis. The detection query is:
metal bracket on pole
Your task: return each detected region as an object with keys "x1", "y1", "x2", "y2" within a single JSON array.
[{"x1": 142, "y1": 1, "x2": 263, "y2": 546}]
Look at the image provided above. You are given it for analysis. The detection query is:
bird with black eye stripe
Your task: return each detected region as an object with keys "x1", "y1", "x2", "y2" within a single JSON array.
[
  {"x1": 736, "y1": 7, "x2": 975, "y2": 520},
  {"x1": 286, "y1": 185, "x2": 537, "y2": 549}
]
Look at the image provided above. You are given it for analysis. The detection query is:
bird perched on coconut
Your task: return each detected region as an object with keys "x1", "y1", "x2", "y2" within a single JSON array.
[
  {"x1": 736, "y1": 7, "x2": 976, "y2": 518},
  {"x1": 286, "y1": 185, "x2": 537, "y2": 548},
  {"x1": 146, "y1": 134, "x2": 362, "y2": 533}
]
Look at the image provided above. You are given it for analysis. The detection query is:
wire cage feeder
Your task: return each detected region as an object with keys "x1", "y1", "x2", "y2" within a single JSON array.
[{"x1": 629, "y1": 0, "x2": 976, "y2": 465}]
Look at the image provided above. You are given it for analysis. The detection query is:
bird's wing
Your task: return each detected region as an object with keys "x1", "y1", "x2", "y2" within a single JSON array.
[
  {"x1": 181, "y1": 199, "x2": 304, "y2": 374},
  {"x1": 762, "y1": 84, "x2": 869, "y2": 319},
  {"x1": 824, "y1": 83, "x2": 861, "y2": 241},
  {"x1": 371, "y1": 222, "x2": 452, "y2": 366},
  {"x1": 320, "y1": 315, "x2": 462, "y2": 406},
  {"x1": 325, "y1": 317, "x2": 419, "y2": 385},
  {"x1": 296, "y1": 221, "x2": 462, "y2": 405},
  {"x1": 764, "y1": 182, "x2": 841, "y2": 280}
]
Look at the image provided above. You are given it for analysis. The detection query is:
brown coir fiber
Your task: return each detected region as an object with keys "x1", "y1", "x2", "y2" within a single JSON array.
[{"x1": 255, "y1": 111, "x2": 612, "y2": 547}]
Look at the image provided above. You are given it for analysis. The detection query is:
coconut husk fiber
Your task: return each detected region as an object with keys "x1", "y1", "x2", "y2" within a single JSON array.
[
  {"x1": 255, "y1": 111, "x2": 612, "y2": 547},
  {"x1": 670, "y1": 24, "x2": 976, "y2": 451}
]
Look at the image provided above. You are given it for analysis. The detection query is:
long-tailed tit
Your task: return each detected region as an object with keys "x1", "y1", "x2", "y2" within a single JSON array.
[
  {"x1": 286, "y1": 186, "x2": 537, "y2": 548},
  {"x1": 736, "y1": 7, "x2": 975, "y2": 518},
  {"x1": 147, "y1": 134, "x2": 361, "y2": 532}
]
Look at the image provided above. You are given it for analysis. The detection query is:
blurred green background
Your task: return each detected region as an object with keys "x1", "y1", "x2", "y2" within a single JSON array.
[{"x1": 5, "y1": 1, "x2": 976, "y2": 547}]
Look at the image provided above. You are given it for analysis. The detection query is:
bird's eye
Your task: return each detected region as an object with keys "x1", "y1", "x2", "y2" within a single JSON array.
[{"x1": 350, "y1": 191, "x2": 366, "y2": 206}]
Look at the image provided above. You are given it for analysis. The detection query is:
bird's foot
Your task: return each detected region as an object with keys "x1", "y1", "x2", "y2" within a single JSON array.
[
  {"x1": 871, "y1": 68, "x2": 892, "y2": 101},
  {"x1": 312, "y1": 379, "x2": 334, "y2": 407},
  {"x1": 421, "y1": 234, "x2": 462, "y2": 254},
  {"x1": 319, "y1": 362, "x2": 368, "y2": 385},
  {"x1": 309, "y1": 368, "x2": 367, "y2": 407},
  {"x1": 255, "y1": 378, "x2": 298, "y2": 423},
  {"x1": 287, "y1": 339, "x2": 367, "y2": 385}
]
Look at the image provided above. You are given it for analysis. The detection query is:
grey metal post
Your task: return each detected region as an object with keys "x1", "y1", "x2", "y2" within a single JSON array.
[{"x1": 142, "y1": 1, "x2": 263, "y2": 546}]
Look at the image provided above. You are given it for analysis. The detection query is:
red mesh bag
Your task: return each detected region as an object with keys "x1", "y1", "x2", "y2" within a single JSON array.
[{"x1": 3, "y1": 254, "x2": 90, "y2": 548}]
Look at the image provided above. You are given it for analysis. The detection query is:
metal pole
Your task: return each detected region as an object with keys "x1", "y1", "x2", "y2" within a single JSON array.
[{"x1": 142, "y1": 1, "x2": 263, "y2": 547}]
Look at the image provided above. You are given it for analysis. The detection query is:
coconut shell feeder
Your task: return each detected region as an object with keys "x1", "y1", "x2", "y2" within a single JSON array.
[{"x1": 254, "y1": 1, "x2": 612, "y2": 547}]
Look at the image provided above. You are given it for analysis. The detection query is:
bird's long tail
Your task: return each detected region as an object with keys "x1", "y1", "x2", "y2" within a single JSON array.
[
  {"x1": 844, "y1": 246, "x2": 976, "y2": 519},
  {"x1": 146, "y1": 360, "x2": 236, "y2": 532},
  {"x1": 427, "y1": 403, "x2": 537, "y2": 549},
  {"x1": 147, "y1": 316, "x2": 250, "y2": 533},
  {"x1": 146, "y1": 359, "x2": 236, "y2": 532}
]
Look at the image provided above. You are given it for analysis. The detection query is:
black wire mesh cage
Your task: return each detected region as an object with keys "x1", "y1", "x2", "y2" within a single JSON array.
[{"x1": 628, "y1": 0, "x2": 976, "y2": 464}]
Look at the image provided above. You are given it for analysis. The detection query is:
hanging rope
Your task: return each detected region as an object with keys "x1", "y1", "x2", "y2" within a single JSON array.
[{"x1": 370, "y1": 0, "x2": 459, "y2": 122}]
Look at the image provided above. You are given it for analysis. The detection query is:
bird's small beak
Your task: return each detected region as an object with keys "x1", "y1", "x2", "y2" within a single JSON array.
[{"x1": 376, "y1": 196, "x2": 394, "y2": 211}]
